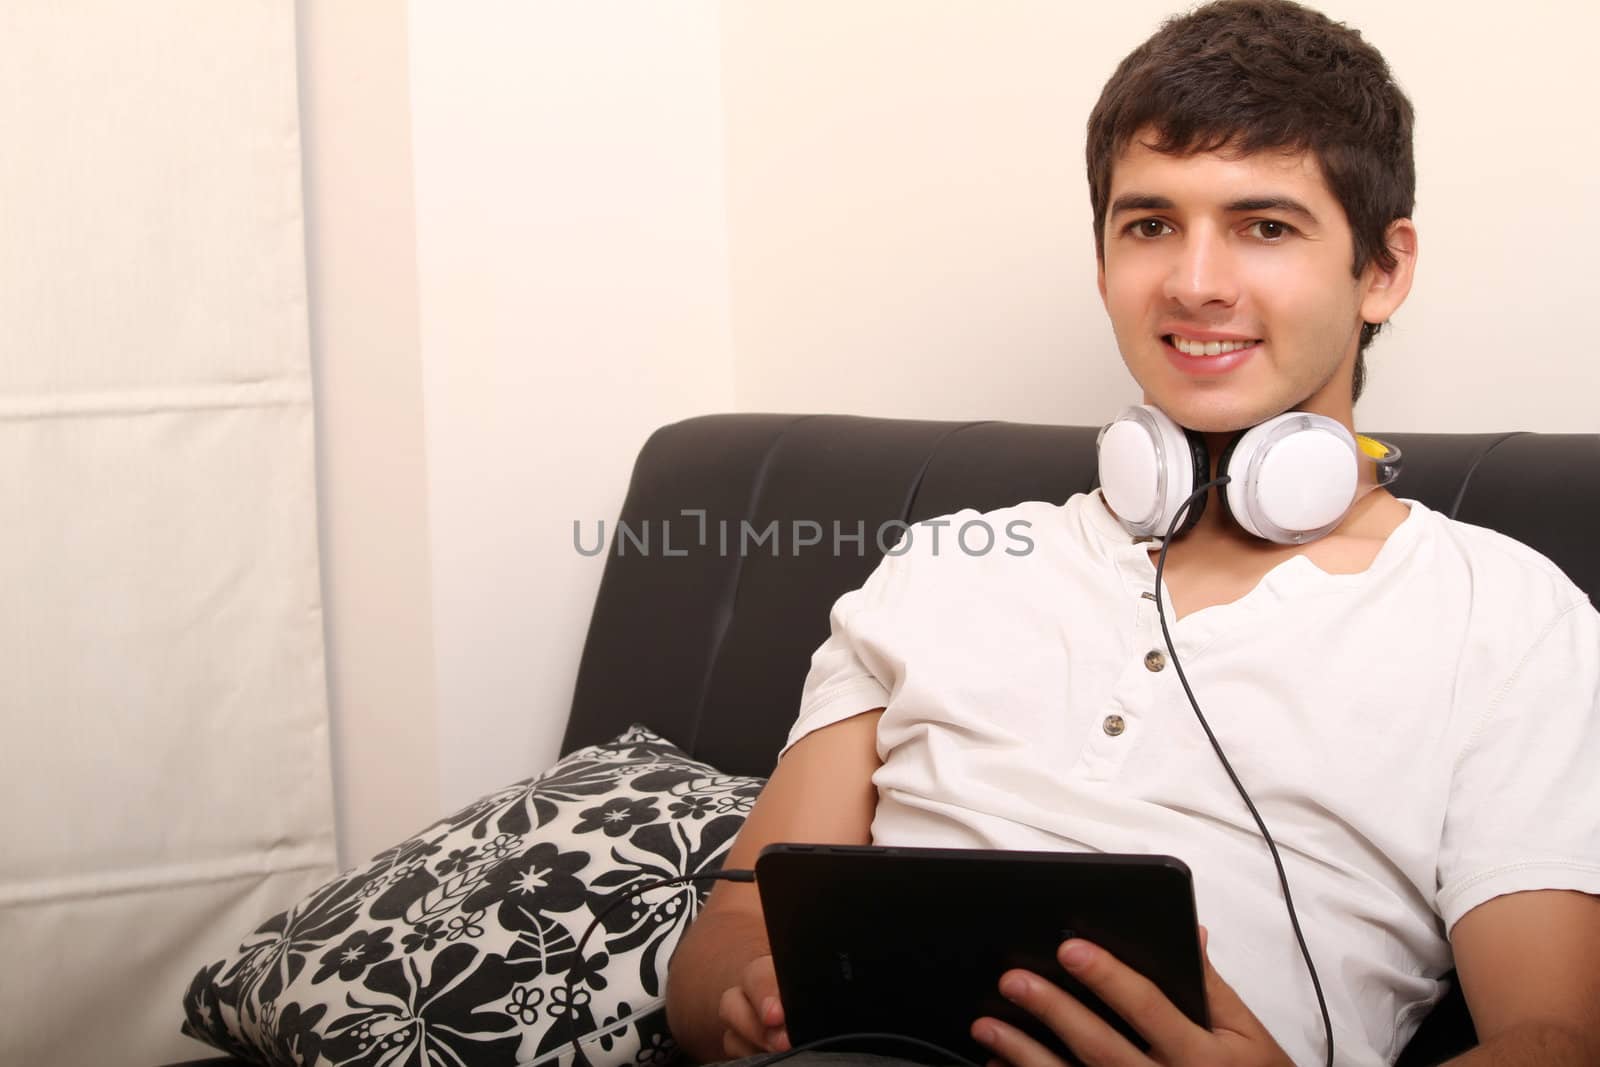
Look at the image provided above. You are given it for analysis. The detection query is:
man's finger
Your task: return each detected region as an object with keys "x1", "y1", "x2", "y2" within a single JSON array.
[
  {"x1": 1056, "y1": 940, "x2": 1205, "y2": 1061},
  {"x1": 990, "y1": 971, "x2": 1149, "y2": 1067},
  {"x1": 1196, "y1": 934, "x2": 1267, "y2": 1038},
  {"x1": 722, "y1": 1029, "x2": 762, "y2": 1060},
  {"x1": 718, "y1": 986, "x2": 767, "y2": 1051},
  {"x1": 1197, "y1": 924, "x2": 1246, "y2": 1025},
  {"x1": 973, "y1": 1015, "x2": 1091, "y2": 1067},
  {"x1": 742, "y1": 957, "x2": 785, "y2": 1027}
]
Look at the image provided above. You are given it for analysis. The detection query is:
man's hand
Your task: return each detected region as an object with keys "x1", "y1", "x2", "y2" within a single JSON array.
[
  {"x1": 717, "y1": 953, "x2": 791, "y2": 1058},
  {"x1": 972, "y1": 926, "x2": 1294, "y2": 1067},
  {"x1": 664, "y1": 709, "x2": 882, "y2": 1062}
]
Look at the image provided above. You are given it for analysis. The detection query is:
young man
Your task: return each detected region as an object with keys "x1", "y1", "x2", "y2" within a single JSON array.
[{"x1": 665, "y1": 2, "x2": 1600, "y2": 1063}]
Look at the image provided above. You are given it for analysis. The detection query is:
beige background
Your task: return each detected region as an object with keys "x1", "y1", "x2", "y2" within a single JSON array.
[{"x1": 296, "y1": 0, "x2": 440, "y2": 888}]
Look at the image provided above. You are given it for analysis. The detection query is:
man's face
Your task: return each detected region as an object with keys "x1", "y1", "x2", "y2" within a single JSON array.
[{"x1": 1097, "y1": 134, "x2": 1372, "y2": 434}]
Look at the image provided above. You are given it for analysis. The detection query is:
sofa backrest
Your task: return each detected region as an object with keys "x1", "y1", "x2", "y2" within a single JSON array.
[{"x1": 565, "y1": 413, "x2": 1600, "y2": 777}]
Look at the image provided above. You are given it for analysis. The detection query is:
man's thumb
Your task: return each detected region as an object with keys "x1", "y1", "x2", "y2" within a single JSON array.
[{"x1": 1198, "y1": 930, "x2": 1259, "y2": 1033}]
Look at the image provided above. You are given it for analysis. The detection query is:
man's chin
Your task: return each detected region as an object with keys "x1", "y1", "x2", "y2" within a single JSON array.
[
  {"x1": 1177, "y1": 413, "x2": 1263, "y2": 435},
  {"x1": 1137, "y1": 394, "x2": 1281, "y2": 436}
]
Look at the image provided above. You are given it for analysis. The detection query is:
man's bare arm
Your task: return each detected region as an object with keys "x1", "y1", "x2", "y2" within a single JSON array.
[
  {"x1": 665, "y1": 708, "x2": 884, "y2": 1063},
  {"x1": 1442, "y1": 889, "x2": 1600, "y2": 1065}
]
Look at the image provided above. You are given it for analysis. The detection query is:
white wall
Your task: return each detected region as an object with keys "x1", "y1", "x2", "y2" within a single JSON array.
[
  {"x1": 1347, "y1": 0, "x2": 1600, "y2": 429},
  {"x1": 296, "y1": 0, "x2": 440, "y2": 866},
  {"x1": 722, "y1": 1, "x2": 1127, "y2": 425},
  {"x1": 306, "y1": 1, "x2": 1598, "y2": 864},
  {"x1": 407, "y1": 1, "x2": 737, "y2": 812}
]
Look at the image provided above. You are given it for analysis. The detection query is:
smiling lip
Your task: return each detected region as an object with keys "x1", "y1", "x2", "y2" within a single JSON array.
[{"x1": 1162, "y1": 334, "x2": 1260, "y2": 376}]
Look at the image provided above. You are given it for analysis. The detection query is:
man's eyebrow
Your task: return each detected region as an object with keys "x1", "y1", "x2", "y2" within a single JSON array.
[
  {"x1": 1108, "y1": 193, "x2": 1320, "y2": 223},
  {"x1": 1109, "y1": 194, "x2": 1174, "y2": 217},
  {"x1": 1224, "y1": 196, "x2": 1319, "y2": 222}
]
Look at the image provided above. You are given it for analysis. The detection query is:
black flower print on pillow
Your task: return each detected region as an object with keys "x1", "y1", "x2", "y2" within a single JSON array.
[
  {"x1": 312, "y1": 927, "x2": 394, "y2": 984},
  {"x1": 181, "y1": 725, "x2": 768, "y2": 1067},
  {"x1": 574, "y1": 796, "x2": 660, "y2": 838}
]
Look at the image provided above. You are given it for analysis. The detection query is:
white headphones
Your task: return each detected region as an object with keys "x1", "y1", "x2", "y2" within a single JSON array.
[{"x1": 1095, "y1": 404, "x2": 1402, "y2": 545}]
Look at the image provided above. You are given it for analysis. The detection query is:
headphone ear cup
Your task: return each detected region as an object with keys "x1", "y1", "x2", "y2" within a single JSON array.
[
  {"x1": 1223, "y1": 413, "x2": 1360, "y2": 543},
  {"x1": 1096, "y1": 405, "x2": 1211, "y2": 539}
]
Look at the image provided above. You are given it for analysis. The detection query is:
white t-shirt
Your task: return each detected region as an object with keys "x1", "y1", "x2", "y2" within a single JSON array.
[{"x1": 785, "y1": 491, "x2": 1600, "y2": 1066}]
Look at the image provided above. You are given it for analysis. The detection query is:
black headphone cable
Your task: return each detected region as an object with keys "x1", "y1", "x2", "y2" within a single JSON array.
[{"x1": 1152, "y1": 476, "x2": 1334, "y2": 1067}]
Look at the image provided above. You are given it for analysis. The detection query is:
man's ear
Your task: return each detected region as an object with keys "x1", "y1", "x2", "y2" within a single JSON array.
[
  {"x1": 1358, "y1": 218, "x2": 1418, "y2": 328},
  {"x1": 1096, "y1": 254, "x2": 1108, "y2": 306}
]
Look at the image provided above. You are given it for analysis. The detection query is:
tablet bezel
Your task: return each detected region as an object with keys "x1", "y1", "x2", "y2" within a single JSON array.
[{"x1": 755, "y1": 843, "x2": 1208, "y2": 1065}]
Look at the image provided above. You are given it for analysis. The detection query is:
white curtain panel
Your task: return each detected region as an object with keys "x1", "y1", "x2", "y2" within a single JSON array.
[{"x1": 0, "y1": 3, "x2": 337, "y2": 1063}]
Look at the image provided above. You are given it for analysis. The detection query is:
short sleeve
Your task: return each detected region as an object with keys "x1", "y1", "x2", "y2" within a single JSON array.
[
  {"x1": 779, "y1": 542, "x2": 909, "y2": 759},
  {"x1": 1436, "y1": 596, "x2": 1600, "y2": 932}
]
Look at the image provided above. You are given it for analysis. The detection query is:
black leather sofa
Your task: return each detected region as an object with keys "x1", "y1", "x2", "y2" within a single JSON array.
[
  {"x1": 179, "y1": 413, "x2": 1599, "y2": 1067},
  {"x1": 567, "y1": 412, "x2": 1600, "y2": 1067}
]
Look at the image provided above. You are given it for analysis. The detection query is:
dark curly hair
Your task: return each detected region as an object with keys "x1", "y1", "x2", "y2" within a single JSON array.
[{"x1": 1086, "y1": 0, "x2": 1414, "y2": 402}]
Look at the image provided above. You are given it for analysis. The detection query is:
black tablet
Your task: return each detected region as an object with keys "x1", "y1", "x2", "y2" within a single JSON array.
[{"x1": 756, "y1": 844, "x2": 1208, "y2": 1066}]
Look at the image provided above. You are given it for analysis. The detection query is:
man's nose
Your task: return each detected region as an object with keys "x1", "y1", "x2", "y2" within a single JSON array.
[{"x1": 1162, "y1": 227, "x2": 1238, "y2": 309}]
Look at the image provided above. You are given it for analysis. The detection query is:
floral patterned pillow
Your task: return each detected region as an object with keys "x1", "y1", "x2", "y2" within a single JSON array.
[{"x1": 181, "y1": 726, "x2": 765, "y2": 1067}]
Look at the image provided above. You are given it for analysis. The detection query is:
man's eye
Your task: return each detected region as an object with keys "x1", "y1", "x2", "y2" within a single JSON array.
[
  {"x1": 1249, "y1": 220, "x2": 1294, "y2": 240},
  {"x1": 1130, "y1": 219, "x2": 1171, "y2": 238}
]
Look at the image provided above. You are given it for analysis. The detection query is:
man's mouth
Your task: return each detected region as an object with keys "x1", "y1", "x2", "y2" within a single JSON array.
[{"x1": 1165, "y1": 334, "x2": 1262, "y2": 357}]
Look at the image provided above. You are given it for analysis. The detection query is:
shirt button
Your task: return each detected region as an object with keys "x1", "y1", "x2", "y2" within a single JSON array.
[
  {"x1": 1144, "y1": 649, "x2": 1167, "y2": 672},
  {"x1": 1102, "y1": 714, "x2": 1126, "y2": 737}
]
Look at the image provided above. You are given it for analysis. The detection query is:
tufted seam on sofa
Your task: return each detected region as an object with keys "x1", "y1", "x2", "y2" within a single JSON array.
[
  {"x1": 1446, "y1": 431, "x2": 1529, "y2": 520},
  {"x1": 682, "y1": 414, "x2": 821, "y2": 760}
]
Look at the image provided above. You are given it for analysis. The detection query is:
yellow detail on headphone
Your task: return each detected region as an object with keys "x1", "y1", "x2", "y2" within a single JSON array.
[
  {"x1": 1356, "y1": 433, "x2": 1404, "y2": 487},
  {"x1": 1356, "y1": 434, "x2": 1391, "y2": 460}
]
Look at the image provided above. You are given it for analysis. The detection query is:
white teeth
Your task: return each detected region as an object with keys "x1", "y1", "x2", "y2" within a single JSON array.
[{"x1": 1170, "y1": 335, "x2": 1258, "y2": 356}]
